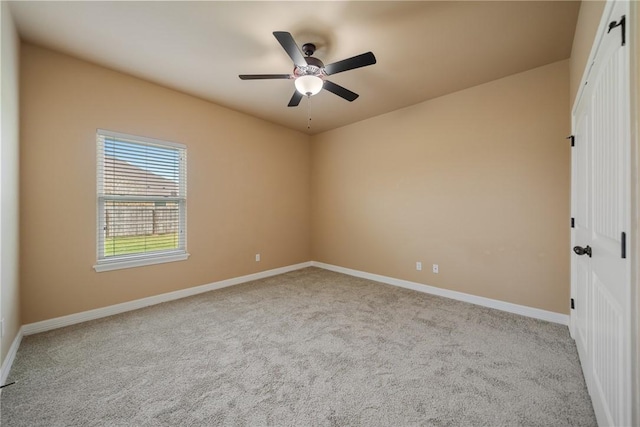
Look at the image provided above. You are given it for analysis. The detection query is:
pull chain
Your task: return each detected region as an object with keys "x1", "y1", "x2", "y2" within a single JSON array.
[{"x1": 306, "y1": 94, "x2": 312, "y2": 129}]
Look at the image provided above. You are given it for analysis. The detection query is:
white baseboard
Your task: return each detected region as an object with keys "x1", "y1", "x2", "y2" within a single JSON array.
[
  {"x1": 22, "y1": 261, "x2": 312, "y2": 336},
  {"x1": 1, "y1": 326, "x2": 24, "y2": 387},
  {"x1": 5, "y1": 260, "x2": 567, "y2": 383},
  {"x1": 21, "y1": 260, "x2": 568, "y2": 337},
  {"x1": 311, "y1": 261, "x2": 569, "y2": 325}
]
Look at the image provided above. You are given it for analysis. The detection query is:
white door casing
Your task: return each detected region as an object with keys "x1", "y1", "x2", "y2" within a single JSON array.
[{"x1": 571, "y1": 1, "x2": 632, "y2": 426}]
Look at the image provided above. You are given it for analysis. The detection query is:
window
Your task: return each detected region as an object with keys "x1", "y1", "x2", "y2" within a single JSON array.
[{"x1": 94, "y1": 129, "x2": 188, "y2": 272}]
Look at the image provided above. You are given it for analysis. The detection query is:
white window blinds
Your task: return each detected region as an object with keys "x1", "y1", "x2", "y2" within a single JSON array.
[{"x1": 95, "y1": 129, "x2": 187, "y2": 271}]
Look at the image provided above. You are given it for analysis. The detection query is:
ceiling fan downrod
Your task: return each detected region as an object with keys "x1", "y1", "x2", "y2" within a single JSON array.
[{"x1": 302, "y1": 43, "x2": 316, "y2": 57}]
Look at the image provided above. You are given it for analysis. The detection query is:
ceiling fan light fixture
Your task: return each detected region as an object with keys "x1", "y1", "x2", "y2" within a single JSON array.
[{"x1": 295, "y1": 75, "x2": 323, "y2": 96}]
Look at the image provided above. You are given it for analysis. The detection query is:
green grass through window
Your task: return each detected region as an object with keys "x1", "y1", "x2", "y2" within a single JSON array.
[{"x1": 104, "y1": 233, "x2": 179, "y2": 257}]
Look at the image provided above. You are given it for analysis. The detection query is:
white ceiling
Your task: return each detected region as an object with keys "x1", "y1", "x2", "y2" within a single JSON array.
[{"x1": 9, "y1": 1, "x2": 580, "y2": 134}]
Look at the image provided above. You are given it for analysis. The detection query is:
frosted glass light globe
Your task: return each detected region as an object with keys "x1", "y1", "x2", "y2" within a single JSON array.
[{"x1": 295, "y1": 75, "x2": 323, "y2": 96}]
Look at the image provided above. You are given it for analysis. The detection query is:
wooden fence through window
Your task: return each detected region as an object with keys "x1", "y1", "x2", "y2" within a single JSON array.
[{"x1": 105, "y1": 203, "x2": 179, "y2": 238}]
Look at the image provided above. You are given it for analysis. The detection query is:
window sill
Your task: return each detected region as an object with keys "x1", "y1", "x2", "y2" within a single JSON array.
[{"x1": 94, "y1": 252, "x2": 190, "y2": 272}]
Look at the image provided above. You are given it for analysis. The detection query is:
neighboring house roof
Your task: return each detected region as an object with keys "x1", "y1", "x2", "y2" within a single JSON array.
[{"x1": 103, "y1": 155, "x2": 178, "y2": 197}]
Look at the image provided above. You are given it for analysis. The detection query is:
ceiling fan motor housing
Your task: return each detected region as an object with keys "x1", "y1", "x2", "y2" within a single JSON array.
[{"x1": 294, "y1": 55, "x2": 325, "y2": 78}]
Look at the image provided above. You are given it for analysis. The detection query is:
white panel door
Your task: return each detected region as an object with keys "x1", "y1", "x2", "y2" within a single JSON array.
[
  {"x1": 571, "y1": 1, "x2": 631, "y2": 426},
  {"x1": 573, "y1": 98, "x2": 591, "y2": 378}
]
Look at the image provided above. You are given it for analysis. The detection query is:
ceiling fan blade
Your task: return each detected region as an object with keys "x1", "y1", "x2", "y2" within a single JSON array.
[
  {"x1": 273, "y1": 31, "x2": 307, "y2": 67},
  {"x1": 323, "y1": 80, "x2": 359, "y2": 102},
  {"x1": 288, "y1": 91, "x2": 303, "y2": 107},
  {"x1": 239, "y1": 74, "x2": 293, "y2": 80},
  {"x1": 324, "y1": 52, "x2": 377, "y2": 76}
]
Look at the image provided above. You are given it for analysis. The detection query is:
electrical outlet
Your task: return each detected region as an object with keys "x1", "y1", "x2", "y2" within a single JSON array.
[
  {"x1": 416, "y1": 262, "x2": 422, "y2": 271},
  {"x1": 432, "y1": 264, "x2": 439, "y2": 274},
  {"x1": 255, "y1": 254, "x2": 261, "y2": 262}
]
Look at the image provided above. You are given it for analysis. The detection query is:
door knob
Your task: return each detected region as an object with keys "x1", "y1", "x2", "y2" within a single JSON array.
[{"x1": 573, "y1": 245, "x2": 592, "y2": 257}]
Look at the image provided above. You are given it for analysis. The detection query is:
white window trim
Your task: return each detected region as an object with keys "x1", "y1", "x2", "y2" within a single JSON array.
[
  {"x1": 94, "y1": 252, "x2": 190, "y2": 272},
  {"x1": 93, "y1": 129, "x2": 188, "y2": 272}
]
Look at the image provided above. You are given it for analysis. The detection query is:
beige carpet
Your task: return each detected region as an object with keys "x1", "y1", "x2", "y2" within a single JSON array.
[{"x1": 1, "y1": 267, "x2": 595, "y2": 426}]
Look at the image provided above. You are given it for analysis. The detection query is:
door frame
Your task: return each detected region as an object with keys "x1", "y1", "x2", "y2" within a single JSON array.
[{"x1": 630, "y1": 2, "x2": 640, "y2": 424}]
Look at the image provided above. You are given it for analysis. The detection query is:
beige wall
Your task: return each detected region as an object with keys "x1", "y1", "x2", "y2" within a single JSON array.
[
  {"x1": 14, "y1": 8, "x2": 593, "y2": 324},
  {"x1": 311, "y1": 60, "x2": 571, "y2": 314},
  {"x1": 20, "y1": 44, "x2": 310, "y2": 324},
  {"x1": 1, "y1": 2, "x2": 21, "y2": 368},
  {"x1": 569, "y1": 1, "x2": 606, "y2": 107}
]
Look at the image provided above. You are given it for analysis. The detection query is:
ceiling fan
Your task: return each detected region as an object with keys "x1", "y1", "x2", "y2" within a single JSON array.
[{"x1": 239, "y1": 31, "x2": 376, "y2": 107}]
